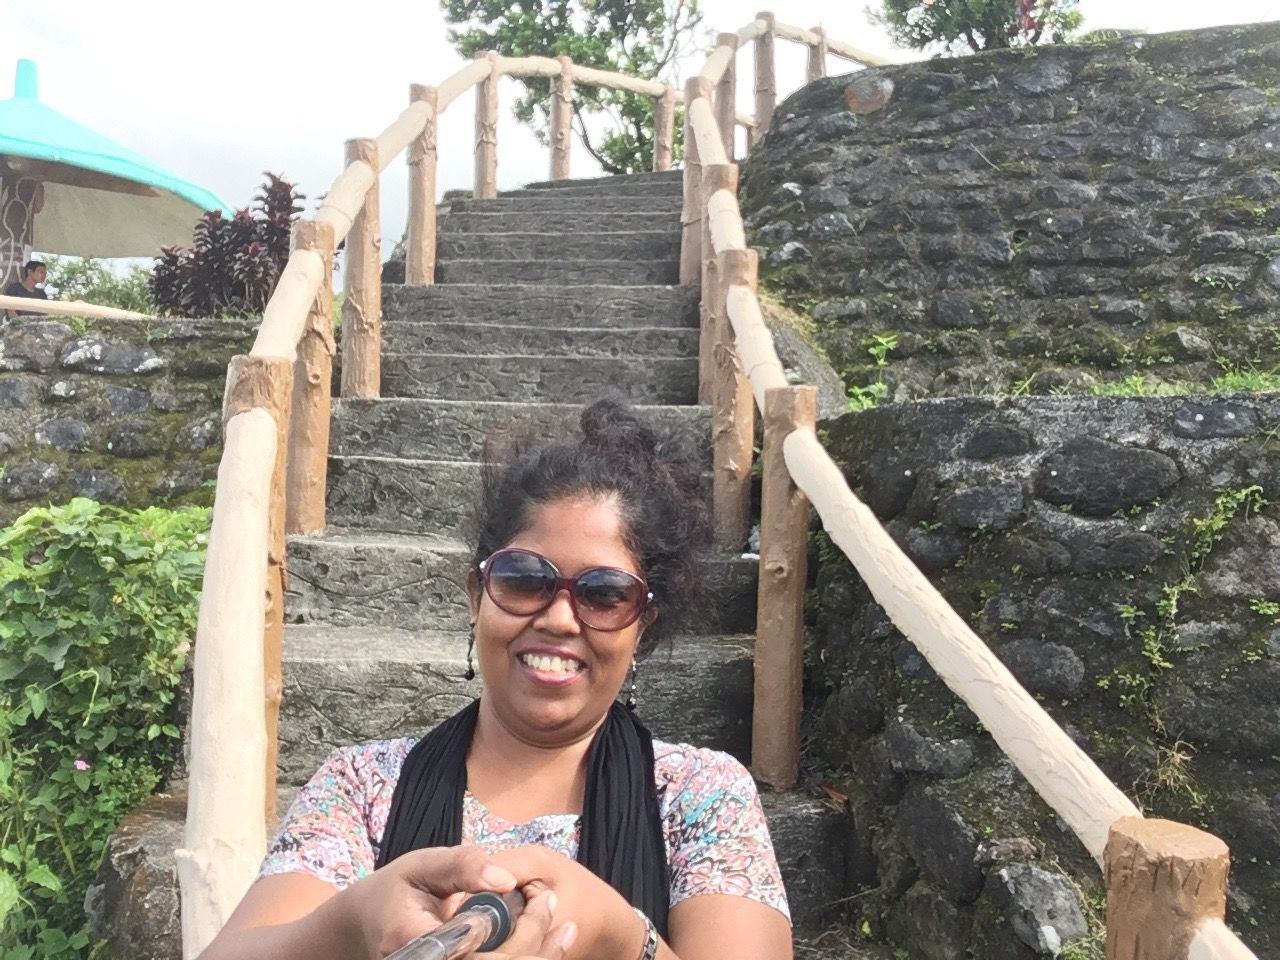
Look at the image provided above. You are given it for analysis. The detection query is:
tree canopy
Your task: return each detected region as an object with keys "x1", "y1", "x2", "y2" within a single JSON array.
[
  {"x1": 441, "y1": 0, "x2": 702, "y2": 174},
  {"x1": 875, "y1": 0, "x2": 1082, "y2": 54}
]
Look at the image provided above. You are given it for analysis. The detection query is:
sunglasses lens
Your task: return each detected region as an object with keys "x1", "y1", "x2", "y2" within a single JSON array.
[
  {"x1": 486, "y1": 550, "x2": 556, "y2": 613},
  {"x1": 575, "y1": 569, "x2": 645, "y2": 629}
]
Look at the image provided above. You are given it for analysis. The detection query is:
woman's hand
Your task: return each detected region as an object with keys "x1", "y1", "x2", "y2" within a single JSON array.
[
  {"x1": 481, "y1": 882, "x2": 579, "y2": 959},
  {"x1": 488, "y1": 846, "x2": 646, "y2": 960}
]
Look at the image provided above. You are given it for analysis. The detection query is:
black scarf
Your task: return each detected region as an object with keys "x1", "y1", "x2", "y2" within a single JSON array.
[{"x1": 375, "y1": 700, "x2": 670, "y2": 938}]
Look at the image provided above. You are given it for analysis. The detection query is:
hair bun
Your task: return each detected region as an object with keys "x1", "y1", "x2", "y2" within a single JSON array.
[{"x1": 578, "y1": 398, "x2": 659, "y2": 466}]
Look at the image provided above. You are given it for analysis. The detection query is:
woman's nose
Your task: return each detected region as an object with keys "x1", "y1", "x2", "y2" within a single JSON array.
[{"x1": 533, "y1": 587, "x2": 581, "y2": 633}]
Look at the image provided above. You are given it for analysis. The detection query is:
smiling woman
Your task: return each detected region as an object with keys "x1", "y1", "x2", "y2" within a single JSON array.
[{"x1": 197, "y1": 399, "x2": 793, "y2": 960}]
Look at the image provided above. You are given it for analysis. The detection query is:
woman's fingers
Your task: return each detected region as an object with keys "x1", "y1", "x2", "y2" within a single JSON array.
[
  {"x1": 489, "y1": 922, "x2": 578, "y2": 960},
  {"x1": 398, "y1": 846, "x2": 518, "y2": 898},
  {"x1": 484, "y1": 886, "x2": 557, "y2": 955}
]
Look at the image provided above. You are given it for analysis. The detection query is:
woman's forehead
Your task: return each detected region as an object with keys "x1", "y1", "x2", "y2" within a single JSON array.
[{"x1": 507, "y1": 496, "x2": 640, "y2": 571}]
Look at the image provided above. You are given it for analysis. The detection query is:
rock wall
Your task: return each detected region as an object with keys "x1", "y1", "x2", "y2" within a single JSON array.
[
  {"x1": 810, "y1": 395, "x2": 1279, "y2": 958},
  {"x1": 741, "y1": 23, "x2": 1280, "y2": 400},
  {"x1": 0, "y1": 316, "x2": 256, "y2": 522}
]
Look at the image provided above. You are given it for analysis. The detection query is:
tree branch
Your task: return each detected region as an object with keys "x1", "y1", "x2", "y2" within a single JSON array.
[{"x1": 571, "y1": 101, "x2": 616, "y2": 172}]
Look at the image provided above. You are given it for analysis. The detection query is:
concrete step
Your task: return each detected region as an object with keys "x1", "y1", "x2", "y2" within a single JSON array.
[
  {"x1": 499, "y1": 180, "x2": 683, "y2": 199},
  {"x1": 329, "y1": 398, "x2": 711, "y2": 462},
  {"x1": 277, "y1": 625, "x2": 754, "y2": 787},
  {"x1": 440, "y1": 212, "x2": 678, "y2": 234},
  {"x1": 381, "y1": 322, "x2": 697, "y2": 358},
  {"x1": 520, "y1": 170, "x2": 684, "y2": 191},
  {"x1": 379, "y1": 354, "x2": 698, "y2": 403},
  {"x1": 326, "y1": 454, "x2": 709, "y2": 537},
  {"x1": 382, "y1": 284, "x2": 699, "y2": 329},
  {"x1": 437, "y1": 259, "x2": 679, "y2": 285},
  {"x1": 437, "y1": 230, "x2": 678, "y2": 262},
  {"x1": 447, "y1": 195, "x2": 682, "y2": 214},
  {"x1": 285, "y1": 528, "x2": 757, "y2": 635}
]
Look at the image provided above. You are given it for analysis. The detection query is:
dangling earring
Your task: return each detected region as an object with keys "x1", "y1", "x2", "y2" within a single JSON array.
[
  {"x1": 464, "y1": 632, "x2": 476, "y2": 681},
  {"x1": 625, "y1": 660, "x2": 638, "y2": 711}
]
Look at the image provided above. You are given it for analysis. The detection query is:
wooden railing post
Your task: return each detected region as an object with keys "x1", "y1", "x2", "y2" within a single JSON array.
[
  {"x1": 551, "y1": 56, "x2": 574, "y2": 180},
  {"x1": 712, "y1": 242, "x2": 755, "y2": 552},
  {"x1": 699, "y1": 160, "x2": 737, "y2": 403},
  {"x1": 223, "y1": 355, "x2": 294, "y2": 821},
  {"x1": 475, "y1": 51, "x2": 499, "y2": 200},
  {"x1": 1105, "y1": 818, "x2": 1231, "y2": 960},
  {"x1": 714, "y1": 33, "x2": 738, "y2": 159},
  {"x1": 679, "y1": 77, "x2": 711, "y2": 286},
  {"x1": 654, "y1": 85, "x2": 676, "y2": 172},
  {"x1": 406, "y1": 83, "x2": 439, "y2": 285},
  {"x1": 754, "y1": 11, "x2": 777, "y2": 135},
  {"x1": 753, "y1": 382, "x2": 817, "y2": 789},
  {"x1": 341, "y1": 137, "x2": 381, "y2": 399},
  {"x1": 806, "y1": 26, "x2": 827, "y2": 83},
  {"x1": 285, "y1": 220, "x2": 335, "y2": 537}
]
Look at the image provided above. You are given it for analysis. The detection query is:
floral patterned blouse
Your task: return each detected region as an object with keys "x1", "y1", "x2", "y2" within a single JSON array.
[{"x1": 260, "y1": 737, "x2": 790, "y2": 920}]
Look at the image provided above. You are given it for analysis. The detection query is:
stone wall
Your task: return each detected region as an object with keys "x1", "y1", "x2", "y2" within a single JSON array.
[
  {"x1": 0, "y1": 316, "x2": 256, "y2": 523},
  {"x1": 741, "y1": 23, "x2": 1280, "y2": 400},
  {"x1": 809, "y1": 395, "x2": 1279, "y2": 958}
]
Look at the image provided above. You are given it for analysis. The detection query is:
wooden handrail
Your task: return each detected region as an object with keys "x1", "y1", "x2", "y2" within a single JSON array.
[
  {"x1": 0, "y1": 295, "x2": 151, "y2": 320},
  {"x1": 1190, "y1": 921, "x2": 1259, "y2": 960}
]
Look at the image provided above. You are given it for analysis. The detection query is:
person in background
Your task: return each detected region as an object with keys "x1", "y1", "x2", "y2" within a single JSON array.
[{"x1": 3, "y1": 259, "x2": 49, "y2": 318}]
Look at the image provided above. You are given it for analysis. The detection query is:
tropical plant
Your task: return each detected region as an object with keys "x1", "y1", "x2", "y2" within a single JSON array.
[
  {"x1": 149, "y1": 173, "x2": 303, "y2": 318},
  {"x1": 441, "y1": 0, "x2": 703, "y2": 174},
  {"x1": 874, "y1": 0, "x2": 1082, "y2": 54},
  {"x1": 0, "y1": 499, "x2": 208, "y2": 959}
]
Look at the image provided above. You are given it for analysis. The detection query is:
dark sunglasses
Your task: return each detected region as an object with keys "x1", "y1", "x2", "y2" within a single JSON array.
[{"x1": 478, "y1": 547, "x2": 652, "y2": 631}]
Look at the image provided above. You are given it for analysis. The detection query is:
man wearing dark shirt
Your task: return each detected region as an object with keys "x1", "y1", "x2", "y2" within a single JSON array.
[{"x1": 3, "y1": 259, "x2": 49, "y2": 319}]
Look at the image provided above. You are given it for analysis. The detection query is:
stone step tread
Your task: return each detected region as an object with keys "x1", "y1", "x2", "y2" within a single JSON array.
[
  {"x1": 329, "y1": 397, "x2": 711, "y2": 461},
  {"x1": 289, "y1": 526, "x2": 469, "y2": 555},
  {"x1": 440, "y1": 229, "x2": 679, "y2": 240},
  {"x1": 520, "y1": 170, "x2": 684, "y2": 190},
  {"x1": 437, "y1": 231, "x2": 678, "y2": 263},
  {"x1": 447, "y1": 196, "x2": 682, "y2": 213},
  {"x1": 382, "y1": 283, "x2": 699, "y2": 329},
  {"x1": 439, "y1": 213, "x2": 679, "y2": 234},
  {"x1": 380, "y1": 348, "x2": 695, "y2": 361},
  {"x1": 498, "y1": 183, "x2": 683, "y2": 198},
  {"x1": 436, "y1": 259, "x2": 680, "y2": 286}
]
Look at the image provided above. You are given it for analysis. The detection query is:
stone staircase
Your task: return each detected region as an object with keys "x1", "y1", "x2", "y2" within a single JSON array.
[{"x1": 278, "y1": 171, "x2": 876, "y2": 956}]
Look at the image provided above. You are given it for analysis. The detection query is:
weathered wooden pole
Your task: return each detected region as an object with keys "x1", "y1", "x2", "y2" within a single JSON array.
[
  {"x1": 285, "y1": 220, "x2": 336, "y2": 537},
  {"x1": 714, "y1": 33, "x2": 738, "y2": 159},
  {"x1": 754, "y1": 11, "x2": 777, "y2": 136},
  {"x1": 806, "y1": 26, "x2": 828, "y2": 83},
  {"x1": 223, "y1": 354, "x2": 294, "y2": 821},
  {"x1": 699, "y1": 160, "x2": 736, "y2": 403},
  {"x1": 551, "y1": 56, "x2": 574, "y2": 180},
  {"x1": 1105, "y1": 818, "x2": 1231, "y2": 960},
  {"x1": 340, "y1": 138, "x2": 381, "y2": 399},
  {"x1": 679, "y1": 76, "x2": 710, "y2": 286},
  {"x1": 711, "y1": 241, "x2": 755, "y2": 552},
  {"x1": 474, "y1": 51, "x2": 500, "y2": 200},
  {"x1": 405, "y1": 84, "x2": 439, "y2": 285},
  {"x1": 654, "y1": 85, "x2": 676, "y2": 172},
  {"x1": 753, "y1": 382, "x2": 817, "y2": 789}
]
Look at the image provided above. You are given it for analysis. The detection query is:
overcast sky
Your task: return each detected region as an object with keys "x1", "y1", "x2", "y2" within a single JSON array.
[{"x1": 3, "y1": 0, "x2": 1277, "y2": 261}]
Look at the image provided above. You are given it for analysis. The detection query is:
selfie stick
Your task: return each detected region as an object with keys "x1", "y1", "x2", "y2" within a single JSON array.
[{"x1": 384, "y1": 890, "x2": 526, "y2": 960}]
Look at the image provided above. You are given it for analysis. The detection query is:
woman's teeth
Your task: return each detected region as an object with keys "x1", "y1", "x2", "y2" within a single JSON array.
[{"x1": 519, "y1": 653, "x2": 583, "y2": 675}]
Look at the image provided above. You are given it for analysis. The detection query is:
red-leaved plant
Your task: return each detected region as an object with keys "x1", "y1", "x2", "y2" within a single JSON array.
[{"x1": 150, "y1": 173, "x2": 304, "y2": 317}]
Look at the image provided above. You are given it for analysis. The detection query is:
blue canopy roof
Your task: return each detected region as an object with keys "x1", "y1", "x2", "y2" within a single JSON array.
[{"x1": 0, "y1": 59, "x2": 233, "y2": 256}]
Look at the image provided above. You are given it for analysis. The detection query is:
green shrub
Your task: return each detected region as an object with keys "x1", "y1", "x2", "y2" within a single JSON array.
[
  {"x1": 40, "y1": 256, "x2": 154, "y2": 315},
  {"x1": 0, "y1": 499, "x2": 209, "y2": 959}
]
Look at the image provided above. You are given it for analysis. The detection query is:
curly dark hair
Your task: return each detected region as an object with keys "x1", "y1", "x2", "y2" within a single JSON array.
[{"x1": 472, "y1": 399, "x2": 708, "y2": 656}]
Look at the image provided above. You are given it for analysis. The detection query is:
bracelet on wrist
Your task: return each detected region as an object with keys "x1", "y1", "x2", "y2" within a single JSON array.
[{"x1": 631, "y1": 907, "x2": 659, "y2": 960}]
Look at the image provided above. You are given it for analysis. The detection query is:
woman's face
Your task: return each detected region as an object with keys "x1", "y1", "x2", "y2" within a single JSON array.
[{"x1": 469, "y1": 495, "x2": 651, "y2": 748}]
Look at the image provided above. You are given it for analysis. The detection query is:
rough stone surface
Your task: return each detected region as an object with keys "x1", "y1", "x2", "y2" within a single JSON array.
[
  {"x1": 979, "y1": 863, "x2": 1089, "y2": 957},
  {"x1": 743, "y1": 23, "x2": 1280, "y2": 401},
  {"x1": 1035, "y1": 436, "x2": 1180, "y2": 516},
  {"x1": 0, "y1": 316, "x2": 253, "y2": 521}
]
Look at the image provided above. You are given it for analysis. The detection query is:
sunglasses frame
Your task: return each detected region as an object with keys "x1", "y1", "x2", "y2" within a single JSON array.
[{"x1": 478, "y1": 547, "x2": 653, "y2": 631}]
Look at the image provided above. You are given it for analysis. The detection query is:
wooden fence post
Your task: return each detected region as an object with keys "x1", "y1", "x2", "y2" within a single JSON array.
[
  {"x1": 406, "y1": 83, "x2": 438, "y2": 285},
  {"x1": 714, "y1": 33, "x2": 738, "y2": 159},
  {"x1": 551, "y1": 56, "x2": 574, "y2": 180},
  {"x1": 654, "y1": 85, "x2": 676, "y2": 172},
  {"x1": 699, "y1": 160, "x2": 737, "y2": 403},
  {"x1": 475, "y1": 51, "x2": 499, "y2": 200},
  {"x1": 285, "y1": 220, "x2": 335, "y2": 537},
  {"x1": 712, "y1": 244, "x2": 756, "y2": 552},
  {"x1": 806, "y1": 26, "x2": 827, "y2": 83},
  {"x1": 1105, "y1": 818, "x2": 1231, "y2": 960},
  {"x1": 341, "y1": 138, "x2": 381, "y2": 399},
  {"x1": 755, "y1": 11, "x2": 776, "y2": 135},
  {"x1": 753, "y1": 383, "x2": 817, "y2": 789},
  {"x1": 679, "y1": 77, "x2": 710, "y2": 286},
  {"x1": 223, "y1": 355, "x2": 294, "y2": 821}
]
